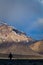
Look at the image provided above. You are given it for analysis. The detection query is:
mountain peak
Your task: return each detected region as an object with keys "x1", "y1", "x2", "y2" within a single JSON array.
[
  {"x1": 0, "y1": 23, "x2": 43, "y2": 56},
  {"x1": 0, "y1": 23, "x2": 33, "y2": 43}
]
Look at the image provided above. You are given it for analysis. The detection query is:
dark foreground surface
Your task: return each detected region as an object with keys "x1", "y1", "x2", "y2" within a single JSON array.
[{"x1": 0, "y1": 59, "x2": 43, "y2": 65}]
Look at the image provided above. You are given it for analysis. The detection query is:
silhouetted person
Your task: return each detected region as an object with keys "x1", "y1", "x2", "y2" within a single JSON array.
[{"x1": 8, "y1": 52, "x2": 13, "y2": 60}]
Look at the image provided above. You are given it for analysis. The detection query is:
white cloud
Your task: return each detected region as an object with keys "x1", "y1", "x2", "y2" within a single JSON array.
[
  {"x1": 35, "y1": 18, "x2": 43, "y2": 26},
  {"x1": 26, "y1": 18, "x2": 43, "y2": 31},
  {"x1": 38, "y1": 0, "x2": 43, "y2": 4},
  {"x1": 38, "y1": 18, "x2": 43, "y2": 24}
]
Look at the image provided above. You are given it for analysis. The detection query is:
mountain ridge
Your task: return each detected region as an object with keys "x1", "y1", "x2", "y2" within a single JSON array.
[
  {"x1": 0, "y1": 22, "x2": 43, "y2": 56},
  {"x1": 0, "y1": 23, "x2": 33, "y2": 43}
]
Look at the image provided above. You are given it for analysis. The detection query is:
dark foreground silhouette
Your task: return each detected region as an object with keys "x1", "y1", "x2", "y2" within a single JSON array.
[
  {"x1": 0, "y1": 59, "x2": 42, "y2": 65},
  {"x1": 0, "y1": 53, "x2": 43, "y2": 65},
  {"x1": 8, "y1": 53, "x2": 13, "y2": 60}
]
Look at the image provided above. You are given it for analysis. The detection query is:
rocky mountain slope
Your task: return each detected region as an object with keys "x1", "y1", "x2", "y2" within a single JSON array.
[
  {"x1": 0, "y1": 23, "x2": 43, "y2": 56},
  {"x1": 0, "y1": 23, "x2": 34, "y2": 54},
  {"x1": 30, "y1": 40, "x2": 43, "y2": 54},
  {"x1": 0, "y1": 23, "x2": 33, "y2": 43}
]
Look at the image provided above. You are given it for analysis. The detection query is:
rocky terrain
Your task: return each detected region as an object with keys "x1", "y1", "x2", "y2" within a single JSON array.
[
  {"x1": 0, "y1": 23, "x2": 32, "y2": 43},
  {"x1": 30, "y1": 40, "x2": 43, "y2": 54},
  {"x1": 0, "y1": 23, "x2": 43, "y2": 58}
]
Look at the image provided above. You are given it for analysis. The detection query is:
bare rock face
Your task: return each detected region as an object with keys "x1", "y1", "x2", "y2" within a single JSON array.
[
  {"x1": 30, "y1": 40, "x2": 43, "y2": 54},
  {"x1": 0, "y1": 23, "x2": 32, "y2": 43},
  {"x1": 0, "y1": 23, "x2": 37, "y2": 55}
]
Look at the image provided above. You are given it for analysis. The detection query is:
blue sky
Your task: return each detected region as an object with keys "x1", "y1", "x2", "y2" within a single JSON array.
[{"x1": 0, "y1": 0, "x2": 43, "y2": 40}]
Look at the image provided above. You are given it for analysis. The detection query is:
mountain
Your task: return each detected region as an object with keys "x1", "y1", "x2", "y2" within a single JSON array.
[
  {"x1": 30, "y1": 40, "x2": 43, "y2": 54},
  {"x1": 0, "y1": 23, "x2": 33, "y2": 43},
  {"x1": 0, "y1": 23, "x2": 43, "y2": 58},
  {"x1": 0, "y1": 23, "x2": 34, "y2": 54}
]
